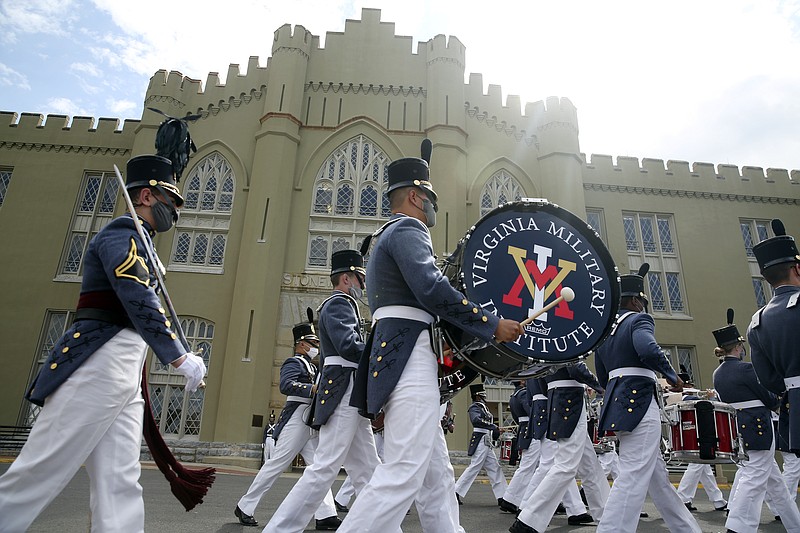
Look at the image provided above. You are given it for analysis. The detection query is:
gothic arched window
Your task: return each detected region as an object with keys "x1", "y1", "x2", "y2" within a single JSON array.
[
  {"x1": 170, "y1": 152, "x2": 234, "y2": 273},
  {"x1": 479, "y1": 170, "x2": 525, "y2": 217},
  {"x1": 307, "y1": 135, "x2": 392, "y2": 270}
]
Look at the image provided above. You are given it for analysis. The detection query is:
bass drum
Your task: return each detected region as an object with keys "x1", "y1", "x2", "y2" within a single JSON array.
[{"x1": 440, "y1": 199, "x2": 619, "y2": 380}]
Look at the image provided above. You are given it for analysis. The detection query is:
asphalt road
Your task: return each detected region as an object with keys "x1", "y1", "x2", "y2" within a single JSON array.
[{"x1": 1, "y1": 462, "x2": 790, "y2": 532}]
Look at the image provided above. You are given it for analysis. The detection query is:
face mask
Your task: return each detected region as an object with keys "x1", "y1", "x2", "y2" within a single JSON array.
[
  {"x1": 307, "y1": 347, "x2": 319, "y2": 359},
  {"x1": 152, "y1": 199, "x2": 178, "y2": 232},
  {"x1": 421, "y1": 198, "x2": 437, "y2": 228},
  {"x1": 349, "y1": 286, "x2": 363, "y2": 300}
]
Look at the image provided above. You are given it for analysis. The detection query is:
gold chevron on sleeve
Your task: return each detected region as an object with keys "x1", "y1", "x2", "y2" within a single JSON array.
[{"x1": 114, "y1": 237, "x2": 151, "y2": 287}]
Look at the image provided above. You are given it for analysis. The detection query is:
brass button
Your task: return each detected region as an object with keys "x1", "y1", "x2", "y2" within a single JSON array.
[
  {"x1": 50, "y1": 363, "x2": 58, "y2": 370},
  {"x1": 328, "y1": 379, "x2": 333, "y2": 384},
  {"x1": 62, "y1": 347, "x2": 69, "y2": 353},
  {"x1": 611, "y1": 423, "x2": 616, "y2": 428},
  {"x1": 377, "y1": 356, "x2": 383, "y2": 362},
  {"x1": 373, "y1": 371, "x2": 378, "y2": 377},
  {"x1": 632, "y1": 390, "x2": 637, "y2": 394},
  {"x1": 381, "y1": 342, "x2": 387, "y2": 348},
  {"x1": 158, "y1": 307, "x2": 166, "y2": 314},
  {"x1": 165, "y1": 320, "x2": 171, "y2": 327},
  {"x1": 325, "y1": 390, "x2": 329, "y2": 394},
  {"x1": 628, "y1": 408, "x2": 633, "y2": 412},
  {"x1": 482, "y1": 316, "x2": 488, "y2": 322},
  {"x1": 566, "y1": 408, "x2": 570, "y2": 412},
  {"x1": 563, "y1": 416, "x2": 568, "y2": 420},
  {"x1": 73, "y1": 332, "x2": 80, "y2": 339},
  {"x1": 567, "y1": 399, "x2": 571, "y2": 403},
  {"x1": 630, "y1": 399, "x2": 635, "y2": 403},
  {"x1": 171, "y1": 333, "x2": 177, "y2": 340},
  {"x1": 472, "y1": 308, "x2": 478, "y2": 314},
  {"x1": 462, "y1": 299, "x2": 468, "y2": 305},
  {"x1": 321, "y1": 400, "x2": 325, "y2": 404}
]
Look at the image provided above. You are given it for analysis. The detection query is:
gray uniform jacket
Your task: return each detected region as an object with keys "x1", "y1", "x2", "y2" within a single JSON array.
[
  {"x1": 27, "y1": 215, "x2": 186, "y2": 406},
  {"x1": 595, "y1": 311, "x2": 678, "y2": 433},
  {"x1": 273, "y1": 354, "x2": 317, "y2": 442},
  {"x1": 527, "y1": 378, "x2": 549, "y2": 440},
  {"x1": 467, "y1": 401, "x2": 499, "y2": 456},
  {"x1": 350, "y1": 214, "x2": 499, "y2": 418},
  {"x1": 312, "y1": 291, "x2": 365, "y2": 426},
  {"x1": 713, "y1": 356, "x2": 779, "y2": 451},
  {"x1": 544, "y1": 363, "x2": 602, "y2": 440},
  {"x1": 748, "y1": 285, "x2": 800, "y2": 452}
]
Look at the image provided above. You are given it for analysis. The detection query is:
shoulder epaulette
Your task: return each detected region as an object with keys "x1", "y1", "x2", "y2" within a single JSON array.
[
  {"x1": 750, "y1": 308, "x2": 764, "y2": 329},
  {"x1": 788, "y1": 292, "x2": 799, "y2": 309}
]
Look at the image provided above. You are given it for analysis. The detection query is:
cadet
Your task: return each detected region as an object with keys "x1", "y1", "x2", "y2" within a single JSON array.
[
  {"x1": 713, "y1": 308, "x2": 800, "y2": 533},
  {"x1": 0, "y1": 155, "x2": 206, "y2": 533},
  {"x1": 234, "y1": 322, "x2": 340, "y2": 529},
  {"x1": 501, "y1": 381, "x2": 535, "y2": 514},
  {"x1": 455, "y1": 383, "x2": 507, "y2": 505},
  {"x1": 591, "y1": 264, "x2": 700, "y2": 533}
]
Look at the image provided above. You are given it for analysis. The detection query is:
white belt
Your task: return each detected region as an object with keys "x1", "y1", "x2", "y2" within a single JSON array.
[
  {"x1": 518, "y1": 416, "x2": 530, "y2": 422},
  {"x1": 373, "y1": 305, "x2": 435, "y2": 324},
  {"x1": 730, "y1": 399, "x2": 766, "y2": 409},
  {"x1": 785, "y1": 376, "x2": 800, "y2": 389},
  {"x1": 323, "y1": 356, "x2": 359, "y2": 369},
  {"x1": 286, "y1": 396, "x2": 312, "y2": 404},
  {"x1": 531, "y1": 394, "x2": 547, "y2": 401},
  {"x1": 547, "y1": 379, "x2": 583, "y2": 390},
  {"x1": 473, "y1": 428, "x2": 491, "y2": 434},
  {"x1": 609, "y1": 367, "x2": 657, "y2": 381}
]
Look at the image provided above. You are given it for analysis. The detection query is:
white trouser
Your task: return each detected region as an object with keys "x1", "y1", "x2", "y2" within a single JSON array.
[
  {"x1": 454, "y1": 435, "x2": 507, "y2": 499},
  {"x1": 521, "y1": 437, "x2": 585, "y2": 515},
  {"x1": 264, "y1": 379, "x2": 384, "y2": 532},
  {"x1": 503, "y1": 440, "x2": 541, "y2": 507},
  {"x1": 237, "y1": 404, "x2": 336, "y2": 519},
  {"x1": 263, "y1": 436, "x2": 274, "y2": 464},
  {"x1": 518, "y1": 404, "x2": 610, "y2": 531},
  {"x1": 414, "y1": 423, "x2": 466, "y2": 533},
  {"x1": 596, "y1": 398, "x2": 701, "y2": 533},
  {"x1": 0, "y1": 328, "x2": 147, "y2": 533},
  {"x1": 598, "y1": 448, "x2": 620, "y2": 480},
  {"x1": 726, "y1": 446, "x2": 800, "y2": 533},
  {"x1": 676, "y1": 463, "x2": 726, "y2": 508},
  {"x1": 338, "y1": 330, "x2": 440, "y2": 532},
  {"x1": 783, "y1": 451, "x2": 800, "y2": 500},
  {"x1": 335, "y1": 430, "x2": 385, "y2": 507}
]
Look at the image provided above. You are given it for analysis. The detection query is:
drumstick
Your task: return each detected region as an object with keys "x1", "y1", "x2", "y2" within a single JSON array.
[{"x1": 519, "y1": 287, "x2": 575, "y2": 327}]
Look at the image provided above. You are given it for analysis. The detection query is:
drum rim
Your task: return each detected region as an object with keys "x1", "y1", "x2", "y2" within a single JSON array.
[{"x1": 460, "y1": 199, "x2": 621, "y2": 363}]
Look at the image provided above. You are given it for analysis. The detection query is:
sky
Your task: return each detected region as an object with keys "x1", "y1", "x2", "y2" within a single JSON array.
[{"x1": 2, "y1": 0, "x2": 800, "y2": 172}]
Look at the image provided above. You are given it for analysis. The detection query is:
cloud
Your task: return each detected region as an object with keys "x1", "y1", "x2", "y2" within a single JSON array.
[
  {"x1": 45, "y1": 97, "x2": 92, "y2": 117},
  {"x1": 0, "y1": 62, "x2": 31, "y2": 90},
  {"x1": 107, "y1": 98, "x2": 136, "y2": 116},
  {"x1": 70, "y1": 62, "x2": 102, "y2": 77},
  {"x1": 0, "y1": 0, "x2": 79, "y2": 38}
]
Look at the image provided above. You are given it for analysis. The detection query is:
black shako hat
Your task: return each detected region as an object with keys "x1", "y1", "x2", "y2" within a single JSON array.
[
  {"x1": 331, "y1": 249, "x2": 366, "y2": 277},
  {"x1": 469, "y1": 383, "x2": 487, "y2": 397},
  {"x1": 125, "y1": 154, "x2": 185, "y2": 207},
  {"x1": 292, "y1": 322, "x2": 319, "y2": 345},
  {"x1": 620, "y1": 263, "x2": 650, "y2": 300},
  {"x1": 753, "y1": 219, "x2": 800, "y2": 272},
  {"x1": 712, "y1": 308, "x2": 745, "y2": 348},
  {"x1": 386, "y1": 139, "x2": 438, "y2": 204}
]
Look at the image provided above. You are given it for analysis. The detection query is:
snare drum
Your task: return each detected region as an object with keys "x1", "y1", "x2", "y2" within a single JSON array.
[
  {"x1": 439, "y1": 199, "x2": 620, "y2": 379},
  {"x1": 664, "y1": 400, "x2": 739, "y2": 463}
]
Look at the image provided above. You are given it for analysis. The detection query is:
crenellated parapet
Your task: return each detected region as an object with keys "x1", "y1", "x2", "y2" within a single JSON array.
[
  {"x1": 0, "y1": 111, "x2": 137, "y2": 155},
  {"x1": 272, "y1": 23, "x2": 313, "y2": 59},
  {"x1": 583, "y1": 153, "x2": 800, "y2": 202},
  {"x1": 425, "y1": 33, "x2": 465, "y2": 70}
]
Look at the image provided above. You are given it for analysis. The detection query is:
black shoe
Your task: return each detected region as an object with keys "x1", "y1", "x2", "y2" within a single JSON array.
[
  {"x1": 315, "y1": 515, "x2": 342, "y2": 530},
  {"x1": 509, "y1": 519, "x2": 540, "y2": 533},
  {"x1": 555, "y1": 503, "x2": 567, "y2": 515},
  {"x1": 715, "y1": 504, "x2": 728, "y2": 512},
  {"x1": 685, "y1": 502, "x2": 697, "y2": 511},
  {"x1": 234, "y1": 506, "x2": 258, "y2": 527},
  {"x1": 640, "y1": 512, "x2": 649, "y2": 518},
  {"x1": 775, "y1": 516, "x2": 782, "y2": 522},
  {"x1": 456, "y1": 492, "x2": 463, "y2": 505},
  {"x1": 335, "y1": 501, "x2": 349, "y2": 513},
  {"x1": 499, "y1": 498, "x2": 519, "y2": 514},
  {"x1": 567, "y1": 513, "x2": 593, "y2": 525}
]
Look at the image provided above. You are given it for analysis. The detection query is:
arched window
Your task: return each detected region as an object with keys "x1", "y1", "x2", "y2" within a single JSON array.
[
  {"x1": 170, "y1": 152, "x2": 234, "y2": 273},
  {"x1": 307, "y1": 135, "x2": 392, "y2": 270},
  {"x1": 148, "y1": 316, "x2": 214, "y2": 438},
  {"x1": 479, "y1": 170, "x2": 525, "y2": 217}
]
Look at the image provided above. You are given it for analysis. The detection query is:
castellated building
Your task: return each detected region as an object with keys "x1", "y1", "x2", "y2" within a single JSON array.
[{"x1": 1, "y1": 8, "x2": 798, "y2": 464}]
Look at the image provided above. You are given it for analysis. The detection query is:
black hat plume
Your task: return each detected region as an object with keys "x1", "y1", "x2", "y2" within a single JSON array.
[{"x1": 148, "y1": 107, "x2": 201, "y2": 182}]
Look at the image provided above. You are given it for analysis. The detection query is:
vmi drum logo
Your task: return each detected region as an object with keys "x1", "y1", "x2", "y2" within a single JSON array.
[{"x1": 463, "y1": 202, "x2": 619, "y2": 364}]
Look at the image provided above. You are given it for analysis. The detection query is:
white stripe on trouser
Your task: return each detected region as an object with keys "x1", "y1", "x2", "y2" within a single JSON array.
[
  {"x1": 726, "y1": 445, "x2": 800, "y2": 533},
  {"x1": 676, "y1": 463, "x2": 726, "y2": 507},
  {"x1": 520, "y1": 437, "x2": 585, "y2": 515},
  {"x1": 596, "y1": 398, "x2": 701, "y2": 533},
  {"x1": 0, "y1": 328, "x2": 147, "y2": 533},
  {"x1": 503, "y1": 439, "x2": 542, "y2": 507},
  {"x1": 237, "y1": 404, "x2": 336, "y2": 520},
  {"x1": 517, "y1": 403, "x2": 610, "y2": 531},
  {"x1": 264, "y1": 378, "x2": 387, "y2": 533},
  {"x1": 338, "y1": 330, "x2": 440, "y2": 532},
  {"x1": 454, "y1": 436, "x2": 507, "y2": 499}
]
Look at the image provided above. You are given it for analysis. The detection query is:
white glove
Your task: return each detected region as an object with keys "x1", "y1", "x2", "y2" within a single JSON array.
[{"x1": 174, "y1": 353, "x2": 206, "y2": 392}]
